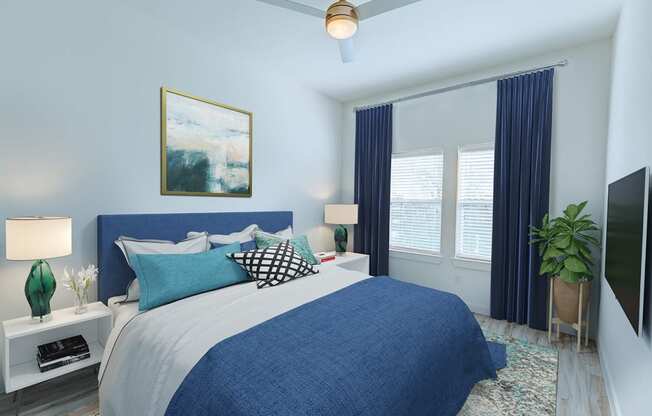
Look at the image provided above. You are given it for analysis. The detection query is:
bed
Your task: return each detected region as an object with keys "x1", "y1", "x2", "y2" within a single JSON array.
[{"x1": 97, "y1": 212, "x2": 500, "y2": 416}]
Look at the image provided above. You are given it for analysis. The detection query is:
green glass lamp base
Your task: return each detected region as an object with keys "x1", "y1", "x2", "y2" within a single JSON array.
[
  {"x1": 334, "y1": 224, "x2": 348, "y2": 254},
  {"x1": 25, "y1": 259, "x2": 57, "y2": 323}
]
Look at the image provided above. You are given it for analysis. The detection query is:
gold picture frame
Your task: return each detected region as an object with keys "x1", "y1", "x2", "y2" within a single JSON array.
[{"x1": 160, "y1": 87, "x2": 253, "y2": 197}]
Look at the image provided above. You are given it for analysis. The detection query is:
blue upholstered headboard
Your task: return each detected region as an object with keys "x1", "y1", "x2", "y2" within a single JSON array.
[{"x1": 97, "y1": 211, "x2": 293, "y2": 304}]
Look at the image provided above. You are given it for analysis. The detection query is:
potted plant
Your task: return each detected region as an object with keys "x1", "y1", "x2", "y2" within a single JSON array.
[{"x1": 530, "y1": 201, "x2": 600, "y2": 324}]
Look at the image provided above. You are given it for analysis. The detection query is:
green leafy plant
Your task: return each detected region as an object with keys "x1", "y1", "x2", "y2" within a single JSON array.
[{"x1": 529, "y1": 201, "x2": 600, "y2": 283}]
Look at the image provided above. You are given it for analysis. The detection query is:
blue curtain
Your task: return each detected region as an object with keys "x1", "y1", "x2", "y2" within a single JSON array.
[
  {"x1": 490, "y1": 69, "x2": 554, "y2": 330},
  {"x1": 354, "y1": 104, "x2": 393, "y2": 276}
]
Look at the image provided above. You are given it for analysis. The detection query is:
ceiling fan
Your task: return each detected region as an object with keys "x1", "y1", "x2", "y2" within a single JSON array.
[{"x1": 255, "y1": 0, "x2": 424, "y2": 63}]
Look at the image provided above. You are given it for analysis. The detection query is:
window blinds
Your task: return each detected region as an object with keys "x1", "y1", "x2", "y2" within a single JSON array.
[
  {"x1": 455, "y1": 144, "x2": 495, "y2": 261},
  {"x1": 390, "y1": 151, "x2": 444, "y2": 254}
]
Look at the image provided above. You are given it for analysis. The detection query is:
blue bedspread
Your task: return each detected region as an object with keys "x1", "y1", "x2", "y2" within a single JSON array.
[{"x1": 166, "y1": 277, "x2": 497, "y2": 416}]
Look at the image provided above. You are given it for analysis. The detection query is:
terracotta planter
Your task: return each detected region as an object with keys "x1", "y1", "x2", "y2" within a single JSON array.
[{"x1": 552, "y1": 278, "x2": 590, "y2": 324}]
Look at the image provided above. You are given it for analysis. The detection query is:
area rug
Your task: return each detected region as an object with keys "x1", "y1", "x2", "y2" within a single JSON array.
[
  {"x1": 460, "y1": 332, "x2": 559, "y2": 416},
  {"x1": 80, "y1": 333, "x2": 557, "y2": 416}
]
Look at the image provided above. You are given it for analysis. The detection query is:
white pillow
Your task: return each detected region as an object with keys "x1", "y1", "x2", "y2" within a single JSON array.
[
  {"x1": 115, "y1": 233, "x2": 210, "y2": 266},
  {"x1": 187, "y1": 224, "x2": 259, "y2": 246},
  {"x1": 187, "y1": 225, "x2": 293, "y2": 246},
  {"x1": 254, "y1": 226, "x2": 294, "y2": 241},
  {"x1": 115, "y1": 233, "x2": 210, "y2": 302},
  {"x1": 276, "y1": 226, "x2": 294, "y2": 239},
  {"x1": 124, "y1": 278, "x2": 141, "y2": 303}
]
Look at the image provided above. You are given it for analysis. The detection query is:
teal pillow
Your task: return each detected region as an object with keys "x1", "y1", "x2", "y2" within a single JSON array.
[
  {"x1": 254, "y1": 233, "x2": 319, "y2": 265},
  {"x1": 130, "y1": 242, "x2": 248, "y2": 311}
]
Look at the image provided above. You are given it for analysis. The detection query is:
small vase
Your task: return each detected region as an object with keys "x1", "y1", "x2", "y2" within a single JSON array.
[{"x1": 74, "y1": 291, "x2": 88, "y2": 314}]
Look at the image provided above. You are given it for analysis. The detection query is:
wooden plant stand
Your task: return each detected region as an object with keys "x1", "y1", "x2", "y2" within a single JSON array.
[{"x1": 548, "y1": 278, "x2": 590, "y2": 352}]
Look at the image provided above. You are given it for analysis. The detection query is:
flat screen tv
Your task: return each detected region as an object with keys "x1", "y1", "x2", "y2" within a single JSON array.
[{"x1": 605, "y1": 166, "x2": 649, "y2": 335}]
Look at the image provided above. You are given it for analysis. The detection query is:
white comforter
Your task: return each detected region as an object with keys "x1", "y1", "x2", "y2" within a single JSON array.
[{"x1": 99, "y1": 267, "x2": 370, "y2": 416}]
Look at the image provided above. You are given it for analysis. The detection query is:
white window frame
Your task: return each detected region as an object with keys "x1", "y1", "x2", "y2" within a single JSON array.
[
  {"x1": 389, "y1": 147, "x2": 444, "y2": 256},
  {"x1": 454, "y1": 142, "x2": 495, "y2": 263}
]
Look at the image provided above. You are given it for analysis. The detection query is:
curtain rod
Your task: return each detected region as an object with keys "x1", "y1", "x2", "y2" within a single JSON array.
[{"x1": 353, "y1": 59, "x2": 568, "y2": 112}]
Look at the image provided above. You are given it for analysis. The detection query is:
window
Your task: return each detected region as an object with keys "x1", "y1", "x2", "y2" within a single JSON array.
[
  {"x1": 455, "y1": 143, "x2": 495, "y2": 261},
  {"x1": 390, "y1": 150, "x2": 444, "y2": 254}
]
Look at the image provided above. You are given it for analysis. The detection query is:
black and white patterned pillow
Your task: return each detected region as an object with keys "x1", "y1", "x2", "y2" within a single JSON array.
[{"x1": 229, "y1": 240, "x2": 319, "y2": 288}]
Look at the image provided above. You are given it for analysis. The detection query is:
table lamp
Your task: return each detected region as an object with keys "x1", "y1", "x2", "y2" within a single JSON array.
[
  {"x1": 5, "y1": 216, "x2": 72, "y2": 322},
  {"x1": 324, "y1": 204, "x2": 358, "y2": 255}
]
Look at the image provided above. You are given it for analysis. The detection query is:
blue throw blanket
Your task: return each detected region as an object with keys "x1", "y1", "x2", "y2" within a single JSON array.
[{"x1": 166, "y1": 277, "x2": 498, "y2": 416}]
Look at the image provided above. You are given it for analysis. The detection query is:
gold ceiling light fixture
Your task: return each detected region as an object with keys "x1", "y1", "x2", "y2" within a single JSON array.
[
  {"x1": 255, "y1": 0, "x2": 426, "y2": 63},
  {"x1": 325, "y1": 1, "x2": 359, "y2": 40}
]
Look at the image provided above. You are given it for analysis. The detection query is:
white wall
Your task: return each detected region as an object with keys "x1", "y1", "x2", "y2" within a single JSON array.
[
  {"x1": 599, "y1": 1, "x2": 652, "y2": 415},
  {"x1": 385, "y1": 82, "x2": 497, "y2": 314},
  {"x1": 0, "y1": 1, "x2": 343, "y2": 322},
  {"x1": 341, "y1": 40, "x2": 612, "y2": 318}
]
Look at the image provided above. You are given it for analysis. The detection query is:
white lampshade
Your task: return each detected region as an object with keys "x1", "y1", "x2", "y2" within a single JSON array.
[
  {"x1": 325, "y1": 204, "x2": 358, "y2": 225},
  {"x1": 5, "y1": 217, "x2": 72, "y2": 261}
]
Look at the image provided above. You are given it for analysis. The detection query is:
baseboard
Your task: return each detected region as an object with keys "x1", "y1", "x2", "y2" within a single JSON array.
[
  {"x1": 467, "y1": 302, "x2": 490, "y2": 316},
  {"x1": 598, "y1": 341, "x2": 623, "y2": 416}
]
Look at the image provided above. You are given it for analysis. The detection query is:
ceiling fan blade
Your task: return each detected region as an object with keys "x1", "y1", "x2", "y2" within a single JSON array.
[
  {"x1": 254, "y1": 0, "x2": 324, "y2": 18},
  {"x1": 356, "y1": 0, "x2": 424, "y2": 21},
  {"x1": 338, "y1": 38, "x2": 355, "y2": 63}
]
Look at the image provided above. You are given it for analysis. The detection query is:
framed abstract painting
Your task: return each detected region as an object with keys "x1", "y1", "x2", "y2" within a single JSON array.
[{"x1": 161, "y1": 87, "x2": 252, "y2": 197}]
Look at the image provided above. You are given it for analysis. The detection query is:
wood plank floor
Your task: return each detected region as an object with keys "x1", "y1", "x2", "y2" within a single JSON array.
[
  {"x1": 474, "y1": 314, "x2": 611, "y2": 416},
  {"x1": 0, "y1": 314, "x2": 610, "y2": 416}
]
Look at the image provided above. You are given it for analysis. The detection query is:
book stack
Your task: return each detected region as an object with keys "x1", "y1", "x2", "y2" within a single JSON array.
[
  {"x1": 37, "y1": 335, "x2": 90, "y2": 373},
  {"x1": 315, "y1": 252, "x2": 337, "y2": 263}
]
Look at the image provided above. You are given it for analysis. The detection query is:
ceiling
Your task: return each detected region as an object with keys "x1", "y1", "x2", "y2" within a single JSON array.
[
  {"x1": 122, "y1": 0, "x2": 623, "y2": 102},
  {"x1": 292, "y1": 0, "x2": 365, "y2": 7}
]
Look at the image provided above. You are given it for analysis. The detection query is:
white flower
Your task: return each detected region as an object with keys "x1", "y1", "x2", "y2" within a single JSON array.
[
  {"x1": 63, "y1": 266, "x2": 76, "y2": 291},
  {"x1": 62, "y1": 264, "x2": 98, "y2": 296}
]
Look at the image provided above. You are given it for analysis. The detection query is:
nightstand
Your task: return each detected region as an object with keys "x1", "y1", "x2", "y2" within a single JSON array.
[
  {"x1": 317, "y1": 252, "x2": 370, "y2": 274},
  {"x1": 1, "y1": 302, "x2": 112, "y2": 409}
]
